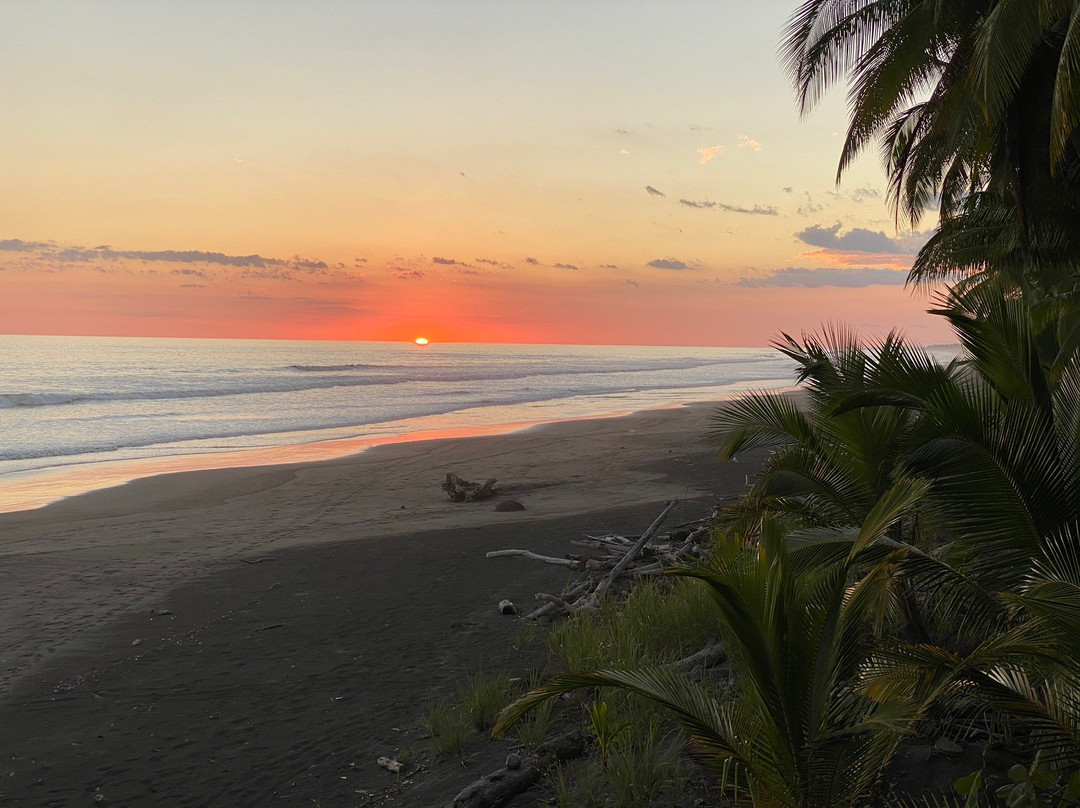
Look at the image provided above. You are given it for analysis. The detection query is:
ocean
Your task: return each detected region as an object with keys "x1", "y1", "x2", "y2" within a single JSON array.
[{"x1": 0, "y1": 335, "x2": 794, "y2": 511}]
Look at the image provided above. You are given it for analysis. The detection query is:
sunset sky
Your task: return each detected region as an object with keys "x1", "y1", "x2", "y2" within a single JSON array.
[{"x1": 0, "y1": 1, "x2": 953, "y2": 346}]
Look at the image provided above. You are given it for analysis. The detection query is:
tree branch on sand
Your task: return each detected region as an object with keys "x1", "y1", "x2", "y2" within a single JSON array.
[{"x1": 486, "y1": 500, "x2": 715, "y2": 621}]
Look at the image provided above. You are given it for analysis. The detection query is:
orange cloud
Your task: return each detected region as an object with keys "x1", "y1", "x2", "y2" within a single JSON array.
[{"x1": 696, "y1": 145, "x2": 724, "y2": 164}]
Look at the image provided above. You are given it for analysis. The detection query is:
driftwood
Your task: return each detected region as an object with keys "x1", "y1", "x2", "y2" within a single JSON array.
[
  {"x1": 447, "y1": 730, "x2": 586, "y2": 808},
  {"x1": 485, "y1": 549, "x2": 582, "y2": 569},
  {"x1": 570, "y1": 534, "x2": 633, "y2": 550},
  {"x1": 522, "y1": 580, "x2": 592, "y2": 621},
  {"x1": 582, "y1": 500, "x2": 678, "y2": 609},
  {"x1": 441, "y1": 473, "x2": 498, "y2": 502},
  {"x1": 628, "y1": 564, "x2": 665, "y2": 576},
  {"x1": 488, "y1": 499, "x2": 721, "y2": 623},
  {"x1": 534, "y1": 592, "x2": 584, "y2": 613},
  {"x1": 669, "y1": 641, "x2": 727, "y2": 674},
  {"x1": 570, "y1": 538, "x2": 616, "y2": 551}
]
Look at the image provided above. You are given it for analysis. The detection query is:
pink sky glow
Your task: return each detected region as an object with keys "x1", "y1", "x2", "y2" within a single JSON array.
[{"x1": 0, "y1": 1, "x2": 955, "y2": 347}]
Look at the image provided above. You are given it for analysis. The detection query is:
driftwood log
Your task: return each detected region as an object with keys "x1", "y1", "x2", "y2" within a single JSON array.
[
  {"x1": 447, "y1": 730, "x2": 586, "y2": 808},
  {"x1": 669, "y1": 641, "x2": 727, "y2": 675},
  {"x1": 441, "y1": 473, "x2": 498, "y2": 502},
  {"x1": 485, "y1": 549, "x2": 582, "y2": 569}
]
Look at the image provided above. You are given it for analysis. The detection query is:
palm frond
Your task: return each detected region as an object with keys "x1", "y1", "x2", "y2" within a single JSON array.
[{"x1": 710, "y1": 391, "x2": 815, "y2": 459}]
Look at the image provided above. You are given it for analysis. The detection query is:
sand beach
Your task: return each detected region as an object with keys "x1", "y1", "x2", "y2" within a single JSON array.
[{"x1": 0, "y1": 402, "x2": 757, "y2": 807}]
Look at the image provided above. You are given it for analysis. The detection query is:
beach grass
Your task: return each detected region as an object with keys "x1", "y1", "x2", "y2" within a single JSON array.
[
  {"x1": 605, "y1": 738, "x2": 689, "y2": 808},
  {"x1": 513, "y1": 696, "x2": 556, "y2": 751},
  {"x1": 422, "y1": 700, "x2": 469, "y2": 761},
  {"x1": 548, "y1": 577, "x2": 722, "y2": 674},
  {"x1": 546, "y1": 758, "x2": 606, "y2": 808},
  {"x1": 513, "y1": 618, "x2": 543, "y2": 651},
  {"x1": 459, "y1": 667, "x2": 514, "y2": 732}
]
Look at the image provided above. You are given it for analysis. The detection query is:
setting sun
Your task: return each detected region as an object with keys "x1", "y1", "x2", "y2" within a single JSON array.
[{"x1": 414, "y1": 337, "x2": 429, "y2": 345}]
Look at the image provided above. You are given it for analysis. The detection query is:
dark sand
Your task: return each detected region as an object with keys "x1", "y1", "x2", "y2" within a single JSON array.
[{"x1": 0, "y1": 404, "x2": 759, "y2": 807}]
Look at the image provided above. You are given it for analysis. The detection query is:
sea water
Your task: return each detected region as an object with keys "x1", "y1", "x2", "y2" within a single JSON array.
[{"x1": 0, "y1": 335, "x2": 795, "y2": 510}]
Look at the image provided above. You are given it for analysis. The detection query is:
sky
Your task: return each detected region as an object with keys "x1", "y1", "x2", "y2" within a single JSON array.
[{"x1": 0, "y1": 1, "x2": 954, "y2": 346}]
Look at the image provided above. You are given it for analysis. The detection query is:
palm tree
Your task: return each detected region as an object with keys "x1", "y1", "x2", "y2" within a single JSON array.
[
  {"x1": 717, "y1": 283, "x2": 1080, "y2": 595},
  {"x1": 704, "y1": 290, "x2": 1080, "y2": 798},
  {"x1": 782, "y1": 0, "x2": 1080, "y2": 290},
  {"x1": 710, "y1": 325, "x2": 953, "y2": 538},
  {"x1": 909, "y1": 190, "x2": 1080, "y2": 291},
  {"x1": 873, "y1": 286, "x2": 1080, "y2": 594}
]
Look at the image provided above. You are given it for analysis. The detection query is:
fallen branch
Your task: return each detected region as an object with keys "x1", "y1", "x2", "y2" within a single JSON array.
[
  {"x1": 523, "y1": 581, "x2": 591, "y2": 620},
  {"x1": 584, "y1": 533, "x2": 633, "y2": 546},
  {"x1": 659, "y1": 526, "x2": 711, "y2": 564},
  {"x1": 487, "y1": 502, "x2": 713, "y2": 622},
  {"x1": 534, "y1": 592, "x2": 584, "y2": 613},
  {"x1": 485, "y1": 549, "x2": 582, "y2": 569},
  {"x1": 583, "y1": 500, "x2": 678, "y2": 608},
  {"x1": 668, "y1": 641, "x2": 727, "y2": 674},
  {"x1": 569, "y1": 539, "x2": 630, "y2": 554},
  {"x1": 522, "y1": 600, "x2": 562, "y2": 621}
]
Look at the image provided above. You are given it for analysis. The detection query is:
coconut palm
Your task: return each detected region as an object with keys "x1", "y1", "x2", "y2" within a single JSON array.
[
  {"x1": 707, "y1": 285, "x2": 1080, "y2": 672},
  {"x1": 909, "y1": 189, "x2": 1080, "y2": 290},
  {"x1": 782, "y1": 0, "x2": 1080, "y2": 289},
  {"x1": 710, "y1": 325, "x2": 1008, "y2": 644}
]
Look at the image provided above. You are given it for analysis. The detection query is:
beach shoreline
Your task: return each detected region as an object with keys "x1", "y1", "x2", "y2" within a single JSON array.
[
  {"x1": 0, "y1": 335, "x2": 793, "y2": 516},
  {"x1": 0, "y1": 401, "x2": 761, "y2": 806},
  {"x1": 0, "y1": 390, "x2": 786, "y2": 515}
]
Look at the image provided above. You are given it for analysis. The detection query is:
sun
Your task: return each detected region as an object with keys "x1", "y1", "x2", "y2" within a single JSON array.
[{"x1": 414, "y1": 337, "x2": 429, "y2": 345}]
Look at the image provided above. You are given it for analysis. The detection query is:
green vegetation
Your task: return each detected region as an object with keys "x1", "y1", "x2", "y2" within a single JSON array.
[
  {"x1": 514, "y1": 697, "x2": 556, "y2": 752},
  {"x1": 500, "y1": 516, "x2": 921, "y2": 806},
  {"x1": 541, "y1": 718, "x2": 688, "y2": 807},
  {"x1": 422, "y1": 699, "x2": 470, "y2": 761},
  {"x1": 547, "y1": 578, "x2": 722, "y2": 674},
  {"x1": 604, "y1": 739, "x2": 688, "y2": 808},
  {"x1": 459, "y1": 667, "x2": 514, "y2": 732},
  {"x1": 546, "y1": 759, "x2": 606, "y2": 808},
  {"x1": 494, "y1": 287, "x2": 1080, "y2": 804},
  {"x1": 418, "y1": 667, "x2": 522, "y2": 763}
]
